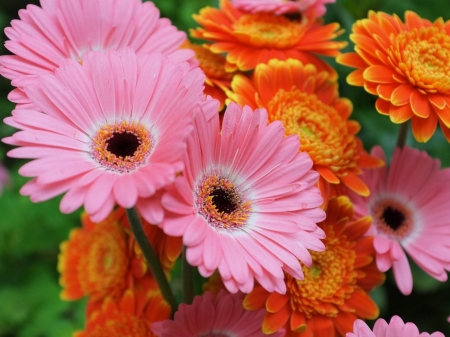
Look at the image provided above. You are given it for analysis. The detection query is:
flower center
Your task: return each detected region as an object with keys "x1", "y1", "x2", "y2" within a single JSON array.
[
  {"x1": 233, "y1": 13, "x2": 304, "y2": 48},
  {"x1": 372, "y1": 198, "x2": 413, "y2": 239},
  {"x1": 391, "y1": 27, "x2": 450, "y2": 94},
  {"x1": 268, "y1": 87, "x2": 359, "y2": 172},
  {"x1": 286, "y1": 231, "x2": 357, "y2": 318},
  {"x1": 79, "y1": 222, "x2": 128, "y2": 300},
  {"x1": 91, "y1": 121, "x2": 153, "y2": 173},
  {"x1": 196, "y1": 175, "x2": 251, "y2": 230}
]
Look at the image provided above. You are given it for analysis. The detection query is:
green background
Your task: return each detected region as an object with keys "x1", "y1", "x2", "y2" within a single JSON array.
[{"x1": 0, "y1": 0, "x2": 449, "y2": 336}]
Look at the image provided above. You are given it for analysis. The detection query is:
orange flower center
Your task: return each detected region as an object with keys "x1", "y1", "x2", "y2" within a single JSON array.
[
  {"x1": 371, "y1": 198, "x2": 413, "y2": 239},
  {"x1": 191, "y1": 44, "x2": 233, "y2": 81},
  {"x1": 286, "y1": 231, "x2": 357, "y2": 318},
  {"x1": 232, "y1": 13, "x2": 304, "y2": 48},
  {"x1": 196, "y1": 175, "x2": 251, "y2": 229},
  {"x1": 79, "y1": 222, "x2": 129, "y2": 300},
  {"x1": 267, "y1": 87, "x2": 358, "y2": 172},
  {"x1": 91, "y1": 121, "x2": 153, "y2": 173},
  {"x1": 89, "y1": 315, "x2": 150, "y2": 337},
  {"x1": 391, "y1": 27, "x2": 450, "y2": 94}
]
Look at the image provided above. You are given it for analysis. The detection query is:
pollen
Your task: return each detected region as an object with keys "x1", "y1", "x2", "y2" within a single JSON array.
[
  {"x1": 371, "y1": 198, "x2": 413, "y2": 239},
  {"x1": 391, "y1": 27, "x2": 450, "y2": 94},
  {"x1": 232, "y1": 13, "x2": 304, "y2": 48},
  {"x1": 91, "y1": 121, "x2": 153, "y2": 173},
  {"x1": 195, "y1": 174, "x2": 251, "y2": 230}
]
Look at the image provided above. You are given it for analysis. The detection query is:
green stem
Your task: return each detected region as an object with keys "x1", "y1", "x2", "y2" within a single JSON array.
[
  {"x1": 125, "y1": 207, "x2": 178, "y2": 314},
  {"x1": 182, "y1": 246, "x2": 195, "y2": 304},
  {"x1": 396, "y1": 121, "x2": 409, "y2": 149}
]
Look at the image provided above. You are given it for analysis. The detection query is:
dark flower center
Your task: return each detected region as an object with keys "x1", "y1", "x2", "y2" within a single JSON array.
[
  {"x1": 106, "y1": 132, "x2": 140, "y2": 158},
  {"x1": 211, "y1": 188, "x2": 238, "y2": 214},
  {"x1": 381, "y1": 206, "x2": 405, "y2": 231}
]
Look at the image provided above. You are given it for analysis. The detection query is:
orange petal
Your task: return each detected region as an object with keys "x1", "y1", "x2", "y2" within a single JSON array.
[
  {"x1": 389, "y1": 104, "x2": 414, "y2": 124},
  {"x1": 338, "y1": 172, "x2": 370, "y2": 196},
  {"x1": 410, "y1": 90, "x2": 431, "y2": 118},
  {"x1": 336, "y1": 52, "x2": 368, "y2": 68},
  {"x1": 363, "y1": 65, "x2": 395, "y2": 83},
  {"x1": 119, "y1": 289, "x2": 135, "y2": 315},
  {"x1": 439, "y1": 119, "x2": 450, "y2": 142},
  {"x1": 347, "y1": 69, "x2": 365, "y2": 86},
  {"x1": 354, "y1": 255, "x2": 374, "y2": 268},
  {"x1": 262, "y1": 304, "x2": 291, "y2": 334},
  {"x1": 334, "y1": 311, "x2": 358, "y2": 337},
  {"x1": 243, "y1": 286, "x2": 270, "y2": 310},
  {"x1": 309, "y1": 315, "x2": 336, "y2": 337},
  {"x1": 390, "y1": 84, "x2": 413, "y2": 106},
  {"x1": 343, "y1": 216, "x2": 372, "y2": 241},
  {"x1": 428, "y1": 93, "x2": 446, "y2": 109},
  {"x1": 375, "y1": 98, "x2": 391, "y2": 115},
  {"x1": 315, "y1": 165, "x2": 340, "y2": 184},
  {"x1": 357, "y1": 152, "x2": 385, "y2": 168},
  {"x1": 411, "y1": 113, "x2": 438, "y2": 142},
  {"x1": 345, "y1": 288, "x2": 379, "y2": 319},
  {"x1": 266, "y1": 292, "x2": 290, "y2": 313},
  {"x1": 433, "y1": 104, "x2": 450, "y2": 128},
  {"x1": 290, "y1": 311, "x2": 307, "y2": 332},
  {"x1": 376, "y1": 83, "x2": 398, "y2": 100},
  {"x1": 354, "y1": 237, "x2": 375, "y2": 256}
]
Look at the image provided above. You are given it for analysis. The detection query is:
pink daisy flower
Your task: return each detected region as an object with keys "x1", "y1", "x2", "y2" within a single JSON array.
[
  {"x1": 1, "y1": 0, "x2": 193, "y2": 108},
  {"x1": 3, "y1": 48, "x2": 205, "y2": 223},
  {"x1": 347, "y1": 316, "x2": 444, "y2": 337},
  {"x1": 160, "y1": 99, "x2": 326, "y2": 294},
  {"x1": 347, "y1": 146, "x2": 450, "y2": 295},
  {"x1": 230, "y1": 0, "x2": 335, "y2": 17},
  {"x1": 151, "y1": 290, "x2": 285, "y2": 337}
]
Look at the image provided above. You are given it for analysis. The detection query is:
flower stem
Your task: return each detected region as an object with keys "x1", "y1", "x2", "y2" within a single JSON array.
[
  {"x1": 182, "y1": 246, "x2": 195, "y2": 304},
  {"x1": 125, "y1": 207, "x2": 178, "y2": 314},
  {"x1": 396, "y1": 121, "x2": 409, "y2": 148}
]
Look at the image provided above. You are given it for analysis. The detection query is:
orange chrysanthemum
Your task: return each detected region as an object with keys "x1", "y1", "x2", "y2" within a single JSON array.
[
  {"x1": 74, "y1": 287, "x2": 170, "y2": 337},
  {"x1": 244, "y1": 196, "x2": 385, "y2": 337},
  {"x1": 337, "y1": 11, "x2": 450, "y2": 142},
  {"x1": 227, "y1": 58, "x2": 383, "y2": 202},
  {"x1": 185, "y1": 41, "x2": 239, "y2": 110},
  {"x1": 58, "y1": 208, "x2": 182, "y2": 304},
  {"x1": 191, "y1": 0, "x2": 346, "y2": 78}
]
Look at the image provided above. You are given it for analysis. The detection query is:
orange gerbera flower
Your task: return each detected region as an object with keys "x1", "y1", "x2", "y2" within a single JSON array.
[
  {"x1": 244, "y1": 196, "x2": 385, "y2": 337},
  {"x1": 58, "y1": 208, "x2": 182, "y2": 304},
  {"x1": 74, "y1": 287, "x2": 170, "y2": 337},
  {"x1": 227, "y1": 58, "x2": 383, "y2": 202},
  {"x1": 191, "y1": 0, "x2": 346, "y2": 78},
  {"x1": 337, "y1": 11, "x2": 450, "y2": 142},
  {"x1": 184, "y1": 41, "x2": 239, "y2": 110}
]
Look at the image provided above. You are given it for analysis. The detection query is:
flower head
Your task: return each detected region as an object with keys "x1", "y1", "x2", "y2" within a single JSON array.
[
  {"x1": 347, "y1": 316, "x2": 444, "y2": 337},
  {"x1": 3, "y1": 49, "x2": 205, "y2": 223},
  {"x1": 337, "y1": 11, "x2": 450, "y2": 142},
  {"x1": 160, "y1": 98, "x2": 326, "y2": 294},
  {"x1": 75, "y1": 288, "x2": 170, "y2": 337},
  {"x1": 191, "y1": 0, "x2": 346, "y2": 76},
  {"x1": 244, "y1": 196, "x2": 385, "y2": 337},
  {"x1": 1, "y1": 0, "x2": 193, "y2": 108},
  {"x1": 58, "y1": 207, "x2": 182, "y2": 306},
  {"x1": 151, "y1": 290, "x2": 285, "y2": 337},
  {"x1": 227, "y1": 58, "x2": 384, "y2": 202},
  {"x1": 231, "y1": 0, "x2": 335, "y2": 17},
  {"x1": 346, "y1": 146, "x2": 450, "y2": 295}
]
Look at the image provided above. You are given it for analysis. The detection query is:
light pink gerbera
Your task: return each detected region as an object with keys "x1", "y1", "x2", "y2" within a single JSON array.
[
  {"x1": 230, "y1": 0, "x2": 335, "y2": 17},
  {"x1": 347, "y1": 316, "x2": 444, "y2": 337},
  {"x1": 160, "y1": 99, "x2": 326, "y2": 294},
  {"x1": 347, "y1": 146, "x2": 450, "y2": 295},
  {"x1": 151, "y1": 290, "x2": 285, "y2": 337},
  {"x1": 3, "y1": 48, "x2": 205, "y2": 223},
  {"x1": 1, "y1": 0, "x2": 193, "y2": 108}
]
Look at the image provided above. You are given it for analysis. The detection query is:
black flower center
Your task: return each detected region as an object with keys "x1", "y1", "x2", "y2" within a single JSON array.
[
  {"x1": 381, "y1": 206, "x2": 405, "y2": 231},
  {"x1": 106, "y1": 132, "x2": 140, "y2": 158},
  {"x1": 211, "y1": 188, "x2": 238, "y2": 214}
]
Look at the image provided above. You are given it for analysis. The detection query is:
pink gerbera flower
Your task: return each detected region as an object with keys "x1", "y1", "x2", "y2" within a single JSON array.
[
  {"x1": 230, "y1": 0, "x2": 335, "y2": 17},
  {"x1": 151, "y1": 290, "x2": 285, "y2": 337},
  {"x1": 160, "y1": 99, "x2": 326, "y2": 294},
  {"x1": 1, "y1": 0, "x2": 193, "y2": 108},
  {"x1": 347, "y1": 146, "x2": 450, "y2": 295},
  {"x1": 347, "y1": 316, "x2": 444, "y2": 337},
  {"x1": 3, "y1": 49, "x2": 205, "y2": 223}
]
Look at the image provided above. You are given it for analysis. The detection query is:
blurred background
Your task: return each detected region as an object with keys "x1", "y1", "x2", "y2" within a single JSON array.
[{"x1": 0, "y1": 0, "x2": 449, "y2": 336}]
